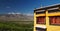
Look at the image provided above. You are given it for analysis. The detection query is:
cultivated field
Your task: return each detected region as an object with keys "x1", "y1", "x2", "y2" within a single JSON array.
[{"x1": 0, "y1": 21, "x2": 33, "y2": 31}]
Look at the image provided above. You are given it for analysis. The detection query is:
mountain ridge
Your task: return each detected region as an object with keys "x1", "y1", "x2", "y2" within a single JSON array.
[{"x1": 0, "y1": 13, "x2": 33, "y2": 21}]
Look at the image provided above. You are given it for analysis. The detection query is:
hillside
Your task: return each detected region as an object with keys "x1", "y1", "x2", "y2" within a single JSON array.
[
  {"x1": 0, "y1": 13, "x2": 33, "y2": 21},
  {"x1": 0, "y1": 13, "x2": 33, "y2": 31}
]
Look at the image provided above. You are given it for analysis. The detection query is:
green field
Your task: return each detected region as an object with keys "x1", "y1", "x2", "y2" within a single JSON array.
[{"x1": 0, "y1": 21, "x2": 33, "y2": 31}]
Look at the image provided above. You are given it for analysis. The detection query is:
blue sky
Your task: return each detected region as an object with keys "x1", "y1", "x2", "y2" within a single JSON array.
[{"x1": 0, "y1": 0, "x2": 60, "y2": 14}]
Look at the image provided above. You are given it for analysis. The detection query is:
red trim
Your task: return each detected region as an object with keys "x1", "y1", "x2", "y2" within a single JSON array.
[
  {"x1": 37, "y1": 16, "x2": 45, "y2": 24},
  {"x1": 50, "y1": 16, "x2": 60, "y2": 25}
]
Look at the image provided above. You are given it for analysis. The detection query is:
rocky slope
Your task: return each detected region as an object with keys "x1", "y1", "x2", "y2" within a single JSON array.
[{"x1": 0, "y1": 13, "x2": 33, "y2": 21}]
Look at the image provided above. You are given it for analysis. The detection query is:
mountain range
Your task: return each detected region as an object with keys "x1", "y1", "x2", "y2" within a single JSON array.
[{"x1": 0, "y1": 13, "x2": 33, "y2": 22}]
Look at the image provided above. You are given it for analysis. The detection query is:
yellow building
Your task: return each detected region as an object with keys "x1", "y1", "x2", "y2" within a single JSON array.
[{"x1": 34, "y1": 4, "x2": 60, "y2": 31}]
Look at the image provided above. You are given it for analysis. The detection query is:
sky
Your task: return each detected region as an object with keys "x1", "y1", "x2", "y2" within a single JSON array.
[{"x1": 0, "y1": 0, "x2": 60, "y2": 14}]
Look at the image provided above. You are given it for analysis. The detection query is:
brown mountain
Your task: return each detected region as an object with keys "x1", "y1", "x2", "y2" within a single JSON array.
[{"x1": 0, "y1": 14, "x2": 33, "y2": 22}]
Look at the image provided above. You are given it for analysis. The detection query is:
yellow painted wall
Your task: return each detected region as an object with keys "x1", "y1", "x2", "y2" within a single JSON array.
[
  {"x1": 48, "y1": 12, "x2": 60, "y2": 16},
  {"x1": 34, "y1": 13, "x2": 36, "y2": 31},
  {"x1": 34, "y1": 10, "x2": 60, "y2": 31},
  {"x1": 36, "y1": 14, "x2": 45, "y2": 17},
  {"x1": 47, "y1": 25, "x2": 60, "y2": 31},
  {"x1": 46, "y1": 10, "x2": 60, "y2": 31}
]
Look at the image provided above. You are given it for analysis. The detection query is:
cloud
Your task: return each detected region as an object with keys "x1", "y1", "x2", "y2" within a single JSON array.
[
  {"x1": 23, "y1": 13, "x2": 33, "y2": 16},
  {"x1": 26, "y1": 14, "x2": 33, "y2": 16},
  {"x1": 8, "y1": 12, "x2": 33, "y2": 16},
  {"x1": 8, "y1": 12, "x2": 21, "y2": 14}
]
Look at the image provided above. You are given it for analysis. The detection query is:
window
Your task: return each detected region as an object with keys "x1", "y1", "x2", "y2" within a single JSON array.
[
  {"x1": 36, "y1": 27, "x2": 46, "y2": 31},
  {"x1": 36, "y1": 10, "x2": 45, "y2": 14},
  {"x1": 48, "y1": 9, "x2": 60, "y2": 13},
  {"x1": 36, "y1": 16, "x2": 46, "y2": 24},
  {"x1": 49, "y1": 16, "x2": 60, "y2": 25}
]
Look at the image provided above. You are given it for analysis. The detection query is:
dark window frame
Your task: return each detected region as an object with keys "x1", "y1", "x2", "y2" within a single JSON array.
[
  {"x1": 48, "y1": 9, "x2": 60, "y2": 13},
  {"x1": 36, "y1": 11, "x2": 45, "y2": 14},
  {"x1": 36, "y1": 27, "x2": 46, "y2": 31},
  {"x1": 36, "y1": 16, "x2": 46, "y2": 24},
  {"x1": 49, "y1": 16, "x2": 60, "y2": 26}
]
